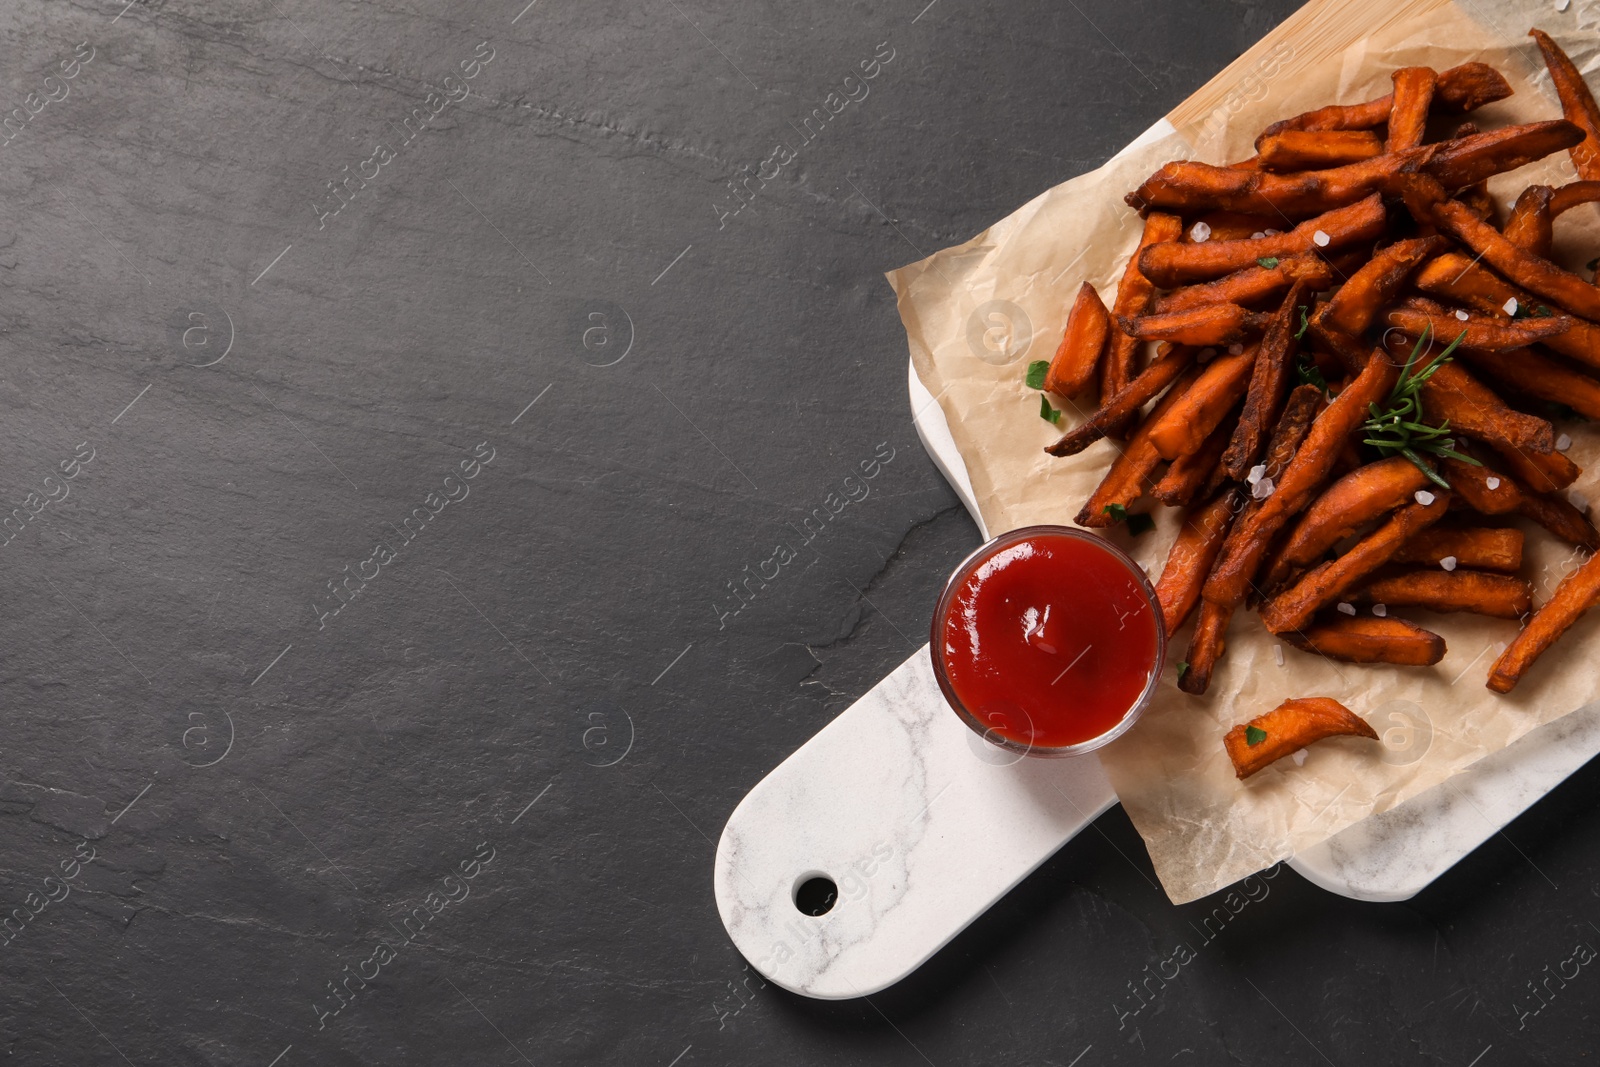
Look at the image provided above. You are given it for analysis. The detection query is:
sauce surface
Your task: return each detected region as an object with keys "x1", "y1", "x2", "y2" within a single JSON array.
[{"x1": 938, "y1": 532, "x2": 1160, "y2": 749}]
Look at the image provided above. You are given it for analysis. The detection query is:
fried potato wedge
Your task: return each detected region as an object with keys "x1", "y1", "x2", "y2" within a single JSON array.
[
  {"x1": 1428, "y1": 120, "x2": 1586, "y2": 190},
  {"x1": 1386, "y1": 67, "x2": 1436, "y2": 151},
  {"x1": 1222, "y1": 282, "x2": 1308, "y2": 479},
  {"x1": 1075, "y1": 366, "x2": 1204, "y2": 527},
  {"x1": 1266, "y1": 456, "x2": 1432, "y2": 590},
  {"x1": 1530, "y1": 29, "x2": 1600, "y2": 180},
  {"x1": 1146, "y1": 347, "x2": 1258, "y2": 461},
  {"x1": 1153, "y1": 410, "x2": 1236, "y2": 507},
  {"x1": 1119, "y1": 304, "x2": 1268, "y2": 346},
  {"x1": 1384, "y1": 297, "x2": 1572, "y2": 351},
  {"x1": 1179, "y1": 598, "x2": 1234, "y2": 696},
  {"x1": 1102, "y1": 213, "x2": 1185, "y2": 413},
  {"x1": 1138, "y1": 195, "x2": 1386, "y2": 288},
  {"x1": 1316, "y1": 236, "x2": 1449, "y2": 337},
  {"x1": 1283, "y1": 616, "x2": 1446, "y2": 666},
  {"x1": 1262, "y1": 494, "x2": 1451, "y2": 635},
  {"x1": 1156, "y1": 490, "x2": 1240, "y2": 635},
  {"x1": 1515, "y1": 488, "x2": 1600, "y2": 550},
  {"x1": 1440, "y1": 453, "x2": 1524, "y2": 515},
  {"x1": 1047, "y1": 344, "x2": 1196, "y2": 457},
  {"x1": 1353, "y1": 567, "x2": 1533, "y2": 619},
  {"x1": 1257, "y1": 129, "x2": 1384, "y2": 171},
  {"x1": 1417, "y1": 360, "x2": 1556, "y2": 456},
  {"x1": 1255, "y1": 60, "x2": 1511, "y2": 142},
  {"x1": 1151, "y1": 254, "x2": 1333, "y2": 315},
  {"x1": 1224, "y1": 697, "x2": 1378, "y2": 779},
  {"x1": 1488, "y1": 548, "x2": 1600, "y2": 693},
  {"x1": 1491, "y1": 442, "x2": 1580, "y2": 493},
  {"x1": 1414, "y1": 252, "x2": 1600, "y2": 372},
  {"x1": 1458, "y1": 345, "x2": 1600, "y2": 420},
  {"x1": 1391, "y1": 525, "x2": 1523, "y2": 572},
  {"x1": 1432, "y1": 197, "x2": 1600, "y2": 322},
  {"x1": 1504, "y1": 180, "x2": 1600, "y2": 257},
  {"x1": 1043, "y1": 282, "x2": 1110, "y2": 398}
]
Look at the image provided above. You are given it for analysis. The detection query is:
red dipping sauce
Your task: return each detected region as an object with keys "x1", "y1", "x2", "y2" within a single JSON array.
[{"x1": 932, "y1": 526, "x2": 1166, "y2": 756}]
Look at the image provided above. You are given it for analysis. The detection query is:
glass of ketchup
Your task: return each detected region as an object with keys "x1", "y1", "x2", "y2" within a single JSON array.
[{"x1": 931, "y1": 525, "x2": 1166, "y2": 757}]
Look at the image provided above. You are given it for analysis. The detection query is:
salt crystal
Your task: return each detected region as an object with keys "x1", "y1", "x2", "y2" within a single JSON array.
[
  {"x1": 1414, "y1": 490, "x2": 1436, "y2": 506},
  {"x1": 1570, "y1": 489, "x2": 1590, "y2": 512},
  {"x1": 1557, "y1": 433, "x2": 1572, "y2": 452},
  {"x1": 1373, "y1": 603, "x2": 1388, "y2": 617},
  {"x1": 1228, "y1": 343, "x2": 1244, "y2": 355},
  {"x1": 1251, "y1": 232, "x2": 1266, "y2": 240},
  {"x1": 1337, "y1": 601, "x2": 1357, "y2": 615},
  {"x1": 1454, "y1": 309, "x2": 1469, "y2": 321},
  {"x1": 1486, "y1": 476, "x2": 1501, "y2": 490},
  {"x1": 1291, "y1": 748, "x2": 1308, "y2": 766},
  {"x1": 1313, "y1": 229, "x2": 1331, "y2": 247},
  {"x1": 1251, "y1": 477, "x2": 1275, "y2": 500},
  {"x1": 1274, "y1": 644, "x2": 1285, "y2": 667},
  {"x1": 1504, "y1": 297, "x2": 1519, "y2": 316},
  {"x1": 1191, "y1": 221, "x2": 1212, "y2": 243},
  {"x1": 1558, "y1": 0, "x2": 1571, "y2": 11},
  {"x1": 1440, "y1": 555, "x2": 1458, "y2": 571},
  {"x1": 1263, "y1": 229, "x2": 1280, "y2": 237},
  {"x1": 1247, "y1": 464, "x2": 1266, "y2": 485}
]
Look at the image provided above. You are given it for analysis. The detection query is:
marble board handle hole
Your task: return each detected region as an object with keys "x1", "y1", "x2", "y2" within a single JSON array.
[{"x1": 793, "y1": 873, "x2": 838, "y2": 916}]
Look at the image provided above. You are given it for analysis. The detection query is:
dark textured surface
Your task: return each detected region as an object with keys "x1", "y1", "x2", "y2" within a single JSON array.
[{"x1": 1, "y1": 0, "x2": 1596, "y2": 1063}]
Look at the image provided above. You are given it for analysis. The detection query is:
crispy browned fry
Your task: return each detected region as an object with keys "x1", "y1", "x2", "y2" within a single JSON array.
[
  {"x1": 1458, "y1": 181, "x2": 1497, "y2": 223},
  {"x1": 1265, "y1": 456, "x2": 1431, "y2": 591},
  {"x1": 1459, "y1": 345, "x2": 1600, "y2": 420},
  {"x1": 1261, "y1": 494, "x2": 1450, "y2": 635},
  {"x1": 1153, "y1": 412, "x2": 1236, "y2": 507},
  {"x1": 1131, "y1": 122, "x2": 1579, "y2": 217},
  {"x1": 1352, "y1": 567, "x2": 1532, "y2": 619},
  {"x1": 1283, "y1": 615, "x2": 1446, "y2": 665},
  {"x1": 1179, "y1": 599, "x2": 1233, "y2": 696},
  {"x1": 1138, "y1": 195, "x2": 1386, "y2": 288},
  {"x1": 1530, "y1": 29, "x2": 1600, "y2": 180},
  {"x1": 1119, "y1": 304, "x2": 1268, "y2": 346},
  {"x1": 1205, "y1": 350, "x2": 1402, "y2": 611},
  {"x1": 1151, "y1": 255, "x2": 1332, "y2": 314},
  {"x1": 1222, "y1": 282, "x2": 1308, "y2": 479},
  {"x1": 1224, "y1": 697, "x2": 1378, "y2": 778},
  {"x1": 1386, "y1": 67, "x2": 1436, "y2": 152},
  {"x1": 1516, "y1": 488, "x2": 1600, "y2": 550},
  {"x1": 1420, "y1": 359, "x2": 1556, "y2": 456},
  {"x1": 1440, "y1": 453, "x2": 1524, "y2": 515},
  {"x1": 1432, "y1": 197, "x2": 1600, "y2": 322},
  {"x1": 1383, "y1": 297, "x2": 1573, "y2": 350},
  {"x1": 1391, "y1": 525, "x2": 1523, "y2": 572},
  {"x1": 1315, "y1": 236, "x2": 1449, "y2": 338},
  {"x1": 1256, "y1": 61, "x2": 1512, "y2": 142},
  {"x1": 1043, "y1": 282, "x2": 1110, "y2": 398},
  {"x1": 1256, "y1": 129, "x2": 1384, "y2": 172},
  {"x1": 1503, "y1": 182, "x2": 1600, "y2": 257},
  {"x1": 1492, "y1": 442, "x2": 1580, "y2": 493},
  {"x1": 1146, "y1": 347, "x2": 1257, "y2": 461},
  {"x1": 1075, "y1": 366, "x2": 1204, "y2": 527},
  {"x1": 1414, "y1": 253, "x2": 1600, "y2": 372},
  {"x1": 1550, "y1": 180, "x2": 1600, "y2": 217},
  {"x1": 1155, "y1": 490, "x2": 1239, "y2": 635},
  {"x1": 1488, "y1": 547, "x2": 1600, "y2": 692},
  {"x1": 1102, "y1": 213, "x2": 1185, "y2": 415},
  {"x1": 1047, "y1": 345, "x2": 1196, "y2": 458}
]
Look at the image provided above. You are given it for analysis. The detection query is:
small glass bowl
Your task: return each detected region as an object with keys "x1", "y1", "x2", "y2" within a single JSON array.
[{"x1": 929, "y1": 525, "x2": 1167, "y2": 759}]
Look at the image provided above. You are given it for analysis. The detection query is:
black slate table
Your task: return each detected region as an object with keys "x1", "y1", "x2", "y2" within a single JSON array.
[{"x1": 1, "y1": 0, "x2": 1596, "y2": 1063}]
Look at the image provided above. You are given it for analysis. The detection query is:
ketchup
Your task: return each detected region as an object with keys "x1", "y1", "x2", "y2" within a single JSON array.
[{"x1": 934, "y1": 528, "x2": 1163, "y2": 752}]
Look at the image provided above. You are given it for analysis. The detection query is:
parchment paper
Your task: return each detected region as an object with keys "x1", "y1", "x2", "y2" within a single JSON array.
[{"x1": 888, "y1": 0, "x2": 1600, "y2": 903}]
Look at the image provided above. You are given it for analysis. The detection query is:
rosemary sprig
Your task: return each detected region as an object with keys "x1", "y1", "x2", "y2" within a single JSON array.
[{"x1": 1359, "y1": 324, "x2": 1479, "y2": 489}]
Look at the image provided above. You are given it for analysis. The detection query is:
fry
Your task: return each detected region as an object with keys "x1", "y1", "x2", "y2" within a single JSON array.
[
  {"x1": 1417, "y1": 359, "x2": 1556, "y2": 457},
  {"x1": 1440, "y1": 453, "x2": 1523, "y2": 515},
  {"x1": 1137, "y1": 195, "x2": 1386, "y2": 288},
  {"x1": 1118, "y1": 304, "x2": 1268, "y2": 346},
  {"x1": 1529, "y1": 29, "x2": 1600, "y2": 180},
  {"x1": 1255, "y1": 60, "x2": 1511, "y2": 141},
  {"x1": 1283, "y1": 616, "x2": 1446, "y2": 666},
  {"x1": 1414, "y1": 252, "x2": 1600, "y2": 372},
  {"x1": 1488, "y1": 548, "x2": 1600, "y2": 692},
  {"x1": 1046, "y1": 344, "x2": 1196, "y2": 457},
  {"x1": 1352, "y1": 567, "x2": 1532, "y2": 619},
  {"x1": 1145, "y1": 347, "x2": 1258, "y2": 461},
  {"x1": 1428, "y1": 120, "x2": 1586, "y2": 190},
  {"x1": 1432, "y1": 197, "x2": 1600, "y2": 322},
  {"x1": 1383, "y1": 297, "x2": 1572, "y2": 351},
  {"x1": 1204, "y1": 349, "x2": 1402, "y2": 611},
  {"x1": 1391, "y1": 525, "x2": 1523, "y2": 572},
  {"x1": 1265, "y1": 456, "x2": 1432, "y2": 590},
  {"x1": 1515, "y1": 488, "x2": 1600, "y2": 550},
  {"x1": 1256, "y1": 129, "x2": 1384, "y2": 171},
  {"x1": 1179, "y1": 599, "x2": 1233, "y2": 696},
  {"x1": 1043, "y1": 282, "x2": 1110, "y2": 398},
  {"x1": 1507, "y1": 181, "x2": 1600, "y2": 256},
  {"x1": 1261, "y1": 494, "x2": 1451, "y2": 635},
  {"x1": 1458, "y1": 345, "x2": 1600, "y2": 420},
  {"x1": 1075, "y1": 366, "x2": 1204, "y2": 527},
  {"x1": 1103, "y1": 213, "x2": 1185, "y2": 415},
  {"x1": 1491, "y1": 442, "x2": 1580, "y2": 493},
  {"x1": 1315, "y1": 236, "x2": 1449, "y2": 337},
  {"x1": 1222, "y1": 282, "x2": 1308, "y2": 479},
  {"x1": 1151, "y1": 254, "x2": 1332, "y2": 314},
  {"x1": 1223, "y1": 697, "x2": 1378, "y2": 779},
  {"x1": 1152, "y1": 411, "x2": 1236, "y2": 506},
  {"x1": 1386, "y1": 67, "x2": 1436, "y2": 151},
  {"x1": 1156, "y1": 490, "x2": 1239, "y2": 635}
]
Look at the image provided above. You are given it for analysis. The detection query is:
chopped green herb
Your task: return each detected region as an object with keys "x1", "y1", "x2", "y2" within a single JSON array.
[
  {"x1": 1126, "y1": 512, "x2": 1156, "y2": 536},
  {"x1": 1176, "y1": 661, "x2": 1190, "y2": 679},
  {"x1": 1039, "y1": 393, "x2": 1062, "y2": 425},
  {"x1": 1294, "y1": 305, "x2": 1311, "y2": 341},
  {"x1": 1257, "y1": 256, "x2": 1280, "y2": 270},
  {"x1": 1103, "y1": 502, "x2": 1128, "y2": 523},
  {"x1": 1295, "y1": 351, "x2": 1327, "y2": 391},
  {"x1": 1245, "y1": 725, "x2": 1268, "y2": 746},
  {"x1": 1359, "y1": 324, "x2": 1479, "y2": 489},
  {"x1": 1025, "y1": 359, "x2": 1050, "y2": 390},
  {"x1": 1512, "y1": 302, "x2": 1555, "y2": 320}
]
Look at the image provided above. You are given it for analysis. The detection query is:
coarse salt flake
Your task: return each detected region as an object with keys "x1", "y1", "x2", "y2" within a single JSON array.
[
  {"x1": 1454, "y1": 309, "x2": 1470, "y2": 321},
  {"x1": 1557, "y1": 433, "x2": 1572, "y2": 452},
  {"x1": 1228, "y1": 343, "x2": 1244, "y2": 355},
  {"x1": 1247, "y1": 464, "x2": 1266, "y2": 485},
  {"x1": 1440, "y1": 555, "x2": 1458, "y2": 571},
  {"x1": 1312, "y1": 229, "x2": 1331, "y2": 247},
  {"x1": 1274, "y1": 644, "x2": 1285, "y2": 667},
  {"x1": 1503, "y1": 297, "x2": 1519, "y2": 316},
  {"x1": 1191, "y1": 221, "x2": 1212, "y2": 242},
  {"x1": 1251, "y1": 476, "x2": 1275, "y2": 500},
  {"x1": 1486, "y1": 476, "x2": 1501, "y2": 490},
  {"x1": 1373, "y1": 603, "x2": 1388, "y2": 617},
  {"x1": 1558, "y1": 0, "x2": 1571, "y2": 11},
  {"x1": 1415, "y1": 490, "x2": 1436, "y2": 506},
  {"x1": 1251, "y1": 232, "x2": 1266, "y2": 240},
  {"x1": 1291, "y1": 748, "x2": 1308, "y2": 766},
  {"x1": 1263, "y1": 229, "x2": 1280, "y2": 237},
  {"x1": 1337, "y1": 601, "x2": 1357, "y2": 616}
]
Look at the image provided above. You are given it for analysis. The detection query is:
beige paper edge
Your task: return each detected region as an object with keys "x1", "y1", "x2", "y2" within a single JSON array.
[{"x1": 889, "y1": 0, "x2": 1600, "y2": 903}]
